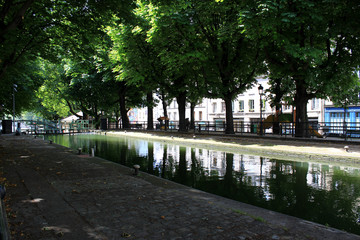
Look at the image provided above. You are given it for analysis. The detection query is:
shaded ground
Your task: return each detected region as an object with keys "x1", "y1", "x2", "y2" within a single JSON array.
[{"x1": 0, "y1": 133, "x2": 360, "y2": 240}]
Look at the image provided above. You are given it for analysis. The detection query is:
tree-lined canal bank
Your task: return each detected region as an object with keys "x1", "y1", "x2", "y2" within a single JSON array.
[
  {"x1": 45, "y1": 132, "x2": 360, "y2": 235},
  {"x1": 1, "y1": 134, "x2": 359, "y2": 239}
]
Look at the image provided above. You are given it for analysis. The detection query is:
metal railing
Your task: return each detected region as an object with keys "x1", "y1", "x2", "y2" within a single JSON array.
[
  {"x1": 1, "y1": 119, "x2": 95, "y2": 135},
  {"x1": 106, "y1": 120, "x2": 360, "y2": 139}
]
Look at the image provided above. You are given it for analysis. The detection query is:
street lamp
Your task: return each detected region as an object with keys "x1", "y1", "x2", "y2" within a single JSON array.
[
  {"x1": 258, "y1": 84, "x2": 264, "y2": 136},
  {"x1": 13, "y1": 84, "x2": 17, "y2": 133}
]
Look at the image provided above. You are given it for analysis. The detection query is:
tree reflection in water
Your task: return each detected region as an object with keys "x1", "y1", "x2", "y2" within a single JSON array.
[{"x1": 47, "y1": 134, "x2": 360, "y2": 235}]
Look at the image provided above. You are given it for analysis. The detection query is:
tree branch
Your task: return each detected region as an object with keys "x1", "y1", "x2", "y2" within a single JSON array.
[{"x1": 0, "y1": 0, "x2": 35, "y2": 38}]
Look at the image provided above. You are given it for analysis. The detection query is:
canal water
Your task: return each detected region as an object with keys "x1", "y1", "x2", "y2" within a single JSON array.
[{"x1": 46, "y1": 133, "x2": 360, "y2": 235}]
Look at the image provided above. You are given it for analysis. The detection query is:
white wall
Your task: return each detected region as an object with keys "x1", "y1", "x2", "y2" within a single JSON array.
[{"x1": 132, "y1": 77, "x2": 324, "y2": 123}]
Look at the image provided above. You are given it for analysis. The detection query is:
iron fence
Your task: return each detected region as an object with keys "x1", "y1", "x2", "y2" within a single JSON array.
[
  {"x1": 4, "y1": 118, "x2": 356, "y2": 139},
  {"x1": 0, "y1": 119, "x2": 95, "y2": 135},
  {"x1": 105, "y1": 120, "x2": 360, "y2": 139}
]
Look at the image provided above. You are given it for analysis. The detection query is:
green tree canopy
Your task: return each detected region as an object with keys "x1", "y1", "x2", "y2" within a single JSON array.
[
  {"x1": 0, "y1": 0, "x2": 134, "y2": 117},
  {"x1": 192, "y1": 0, "x2": 265, "y2": 134},
  {"x1": 244, "y1": 0, "x2": 360, "y2": 137}
]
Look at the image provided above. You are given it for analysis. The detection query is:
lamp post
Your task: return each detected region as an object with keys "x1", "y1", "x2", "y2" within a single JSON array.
[
  {"x1": 13, "y1": 84, "x2": 17, "y2": 133},
  {"x1": 258, "y1": 84, "x2": 264, "y2": 136}
]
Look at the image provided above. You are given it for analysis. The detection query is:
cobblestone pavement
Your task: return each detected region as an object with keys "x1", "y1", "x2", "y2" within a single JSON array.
[{"x1": 1, "y1": 134, "x2": 360, "y2": 240}]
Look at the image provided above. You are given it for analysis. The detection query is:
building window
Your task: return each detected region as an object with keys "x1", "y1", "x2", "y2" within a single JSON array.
[
  {"x1": 339, "y1": 113, "x2": 349, "y2": 118},
  {"x1": 332, "y1": 112, "x2": 351, "y2": 118},
  {"x1": 311, "y1": 98, "x2": 319, "y2": 110},
  {"x1": 212, "y1": 103, "x2": 217, "y2": 113},
  {"x1": 221, "y1": 102, "x2": 226, "y2": 112},
  {"x1": 239, "y1": 100, "x2": 244, "y2": 112},
  {"x1": 199, "y1": 111, "x2": 203, "y2": 121},
  {"x1": 356, "y1": 112, "x2": 360, "y2": 118},
  {"x1": 249, "y1": 99, "x2": 255, "y2": 112}
]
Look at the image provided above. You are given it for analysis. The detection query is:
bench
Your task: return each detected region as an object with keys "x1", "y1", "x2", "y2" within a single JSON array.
[{"x1": 129, "y1": 124, "x2": 142, "y2": 129}]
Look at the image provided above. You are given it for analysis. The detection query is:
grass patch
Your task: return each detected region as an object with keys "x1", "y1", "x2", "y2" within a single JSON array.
[{"x1": 232, "y1": 209, "x2": 267, "y2": 223}]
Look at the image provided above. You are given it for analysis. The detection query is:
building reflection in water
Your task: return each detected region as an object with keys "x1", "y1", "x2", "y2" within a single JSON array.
[{"x1": 48, "y1": 134, "x2": 360, "y2": 235}]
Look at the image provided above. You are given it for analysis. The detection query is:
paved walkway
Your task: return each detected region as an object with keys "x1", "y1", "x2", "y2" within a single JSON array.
[{"x1": 0, "y1": 134, "x2": 360, "y2": 240}]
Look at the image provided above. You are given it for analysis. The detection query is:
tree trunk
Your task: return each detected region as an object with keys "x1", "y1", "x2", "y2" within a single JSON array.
[
  {"x1": 178, "y1": 147, "x2": 187, "y2": 184},
  {"x1": 343, "y1": 105, "x2": 347, "y2": 139},
  {"x1": 177, "y1": 92, "x2": 187, "y2": 132},
  {"x1": 94, "y1": 114, "x2": 100, "y2": 129},
  {"x1": 115, "y1": 110, "x2": 120, "y2": 129},
  {"x1": 147, "y1": 92, "x2": 154, "y2": 130},
  {"x1": 161, "y1": 92, "x2": 168, "y2": 118},
  {"x1": 0, "y1": 0, "x2": 35, "y2": 39},
  {"x1": 147, "y1": 142, "x2": 154, "y2": 174},
  {"x1": 273, "y1": 104, "x2": 281, "y2": 135},
  {"x1": 224, "y1": 94, "x2": 235, "y2": 134},
  {"x1": 161, "y1": 144, "x2": 167, "y2": 178},
  {"x1": 224, "y1": 153, "x2": 234, "y2": 193},
  {"x1": 190, "y1": 102, "x2": 195, "y2": 130},
  {"x1": 117, "y1": 82, "x2": 129, "y2": 129},
  {"x1": 294, "y1": 162, "x2": 309, "y2": 213},
  {"x1": 119, "y1": 94, "x2": 130, "y2": 129},
  {"x1": 0, "y1": 66, "x2": 8, "y2": 83},
  {"x1": 272, "y1": 78, "x2": 283, "y2": 134},
  {"x1": 294, "y1": 81, "x2": 308, "y2": 138},
  {"x1": 161, "y1": 91, "x2": 168, "y2": 130}
]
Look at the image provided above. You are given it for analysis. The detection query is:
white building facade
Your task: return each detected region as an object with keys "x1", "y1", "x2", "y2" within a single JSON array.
[{"x1": 135, "y1": 77, "x2": 326, "y2": 127}]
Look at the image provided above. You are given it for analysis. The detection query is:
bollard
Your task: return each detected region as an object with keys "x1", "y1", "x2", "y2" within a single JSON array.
[
  {"x1": 78, "y1": 148, "x2": 82, "y2": 155},
  {"x1": 91, "y1": 148, "x2": 95, "y2": 157},
  {"x1": 133, "y1": 165, "x2": 140, "y2": 175}
]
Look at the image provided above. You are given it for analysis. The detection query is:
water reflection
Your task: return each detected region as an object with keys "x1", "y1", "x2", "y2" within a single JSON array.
[{"x1": 47, "y1": 134, "x2": 360, "y2": 235}]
